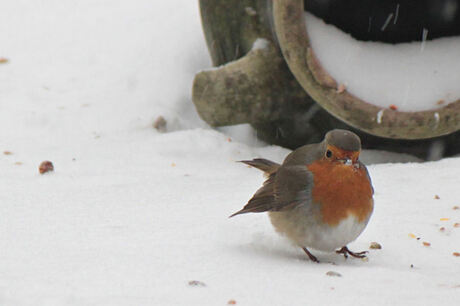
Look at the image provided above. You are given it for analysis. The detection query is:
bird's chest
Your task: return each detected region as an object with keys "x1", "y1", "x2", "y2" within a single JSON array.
[{"x1": 307, "y1": 161, "x2": 374, "y2": 226}]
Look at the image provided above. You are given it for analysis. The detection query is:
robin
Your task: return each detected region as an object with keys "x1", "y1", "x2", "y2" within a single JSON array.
[{"x1": 230, "y1": 129, "x2": 374, "y2": 263}]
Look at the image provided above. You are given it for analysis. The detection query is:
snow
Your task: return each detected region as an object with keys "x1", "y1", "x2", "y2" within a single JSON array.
[
  {"x1": 305, "y1": 12, "x2": 460, "y2": 112},
  {"x1": 0, "y1": 2, "x2": 459, "y2": 305},
  {"x1": 376, "y1": 109, "x2": 385, "y2": 124},
  {"x1": 252, "y1": 38, "x2": 270, "y2": 51},
  {"x1": 394, "y1": 4, "x2": 400, "y2": 25},
  {"x1": 380, "y1": 13, "x2": 394, "y2": 31},
  {"x1": 434, "y1": 112, "x2": 441, "y2": 128}
]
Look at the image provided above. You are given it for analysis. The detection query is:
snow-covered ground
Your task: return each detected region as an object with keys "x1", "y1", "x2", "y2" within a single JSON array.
[{"x1": 0, "y1": 2, "x2": 459, "y2": 305}]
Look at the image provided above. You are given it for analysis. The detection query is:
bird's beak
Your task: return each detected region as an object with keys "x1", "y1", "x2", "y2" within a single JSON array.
[{"x1": 338, "y1": 158, "x2": 356, "y2": 166}]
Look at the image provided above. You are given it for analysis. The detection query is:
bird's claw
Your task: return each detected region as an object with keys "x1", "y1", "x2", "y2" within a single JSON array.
[{"x1": 336, "y1": 246, "x2": 368, "y2": 259}]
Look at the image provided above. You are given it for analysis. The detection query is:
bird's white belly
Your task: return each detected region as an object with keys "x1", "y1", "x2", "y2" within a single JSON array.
[
  {"x1": 269, "y1": 210, "x2": 369, "y2": 252},
  {"x1": 302, "y1": 215, "x2": 368, "y2": 252}
]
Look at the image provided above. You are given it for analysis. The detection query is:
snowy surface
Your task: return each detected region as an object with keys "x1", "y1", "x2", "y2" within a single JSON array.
[
  {"x1": 0, "y1": 2, "x2": 459, "y2": 305},
  {"x1": 305, "y1": 12, "x2": 460, "y2": 112},
  {"x1": 252, "y1": 38, "x2": 270, "y2": 50}
]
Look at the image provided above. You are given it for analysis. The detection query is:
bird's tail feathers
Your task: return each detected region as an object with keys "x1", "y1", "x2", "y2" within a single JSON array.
[{"x1": 239, "y1": 158, "x2": 280, "y2": 174}]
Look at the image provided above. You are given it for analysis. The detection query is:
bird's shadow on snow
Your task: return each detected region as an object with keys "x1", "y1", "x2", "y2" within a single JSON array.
[{"x1": 233, "y1": 237, "x2": 367, "y2": 266}]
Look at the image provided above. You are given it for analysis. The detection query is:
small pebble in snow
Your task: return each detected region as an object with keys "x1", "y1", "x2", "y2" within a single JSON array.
[
  {"x1": 369, "y1": 242, "x2": 382, "y2": 249},
  {"x1": 188, "y1": 280, "x2": 206, "y2": 287},
  {"x1": 440, "y1": 227, "x2": 446, "y2": 232},
  {"x1": 228, "y1": 299, "x2": 237, "y2": 305},
  {"x1": 454, "y1": 223, "x2": 460, "y2": 228},
  {"x1": 453, "y1": 252, "x2": 460, "y2": 257},
  {"x1": 423, "y1": 242, "x2": 431, "y2": 247},
  {"x1": 326, "y1": 271, "x2": 342, "y2": 277},
  {"x1": 227, "y1": 137, "x2": 232, "y2": 142},
  {"x1": 0, "y1": 57, "x2": 8, "y2": 64},
  {"x1": 39, "y1": 161, "x2": 54, "y2": 174},
  {"x1": 153, "y1": 116, "x2": 167, "y2": 132},
  {"x1": 408, "y1": 233, "x2": 416, "y2": 239},
  {"x1": 453, "y1": 206, "x2": 459, "y2": 210},
  {"x1": 389, "y1": 104, "x2": 398, "y2": 111},
  {"x1": 171, "y1": 162, "x2": 176, "y2": 167},
  {"x1": 434, "y1": 194, "x2": 440, "y2": 199},
  {"x1": 437, "y1": 99, "x2": 445, "y2": 105},
  {"x1": 14, "y1": 162, "x2": 23, "y2": 165},
  {"x1": 410, "y1": 264, "x2": 414, "y2": 268},
  {"x1": 3, "y1": 151, "x2": 12, "y2": 155}
]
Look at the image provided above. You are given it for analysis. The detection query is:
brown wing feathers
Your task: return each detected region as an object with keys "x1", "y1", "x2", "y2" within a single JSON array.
[{"x1": 229, "y1": 159, "x2": 280, "y2": 217}]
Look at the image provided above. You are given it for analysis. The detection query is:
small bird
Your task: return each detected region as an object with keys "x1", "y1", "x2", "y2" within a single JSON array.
[{"x1": 231, "y1": 129, "x2": 374, "y2": 262}]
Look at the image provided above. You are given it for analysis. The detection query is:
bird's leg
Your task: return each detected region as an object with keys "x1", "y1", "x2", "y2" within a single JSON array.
[
  {"x1": 336, "y1": 246, "x2": 368, "y2": 259},
  {"x1": 302, "y1": 247, "x2": 319, "y2": 263}
]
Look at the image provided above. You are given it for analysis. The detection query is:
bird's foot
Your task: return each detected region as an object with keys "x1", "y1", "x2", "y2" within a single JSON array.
[
  {"x1": 302, "y1": 247, "x2": 320, "y2": 263},
  {"x1": 336, "y1": 246, "x2": 368, "y2": 259}
]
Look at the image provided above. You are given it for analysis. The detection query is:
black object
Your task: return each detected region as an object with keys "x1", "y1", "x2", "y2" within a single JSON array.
[{"x1": 305, "y1": 0, "x2": 460, "y2": 43}]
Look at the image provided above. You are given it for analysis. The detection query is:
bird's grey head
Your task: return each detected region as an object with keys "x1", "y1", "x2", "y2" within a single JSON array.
[{"x1": 324, "y1": 129, "x2": 361, "y2": 152}]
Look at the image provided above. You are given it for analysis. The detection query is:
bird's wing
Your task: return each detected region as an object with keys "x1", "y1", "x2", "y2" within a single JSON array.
[
  {"x1": 229, "y1": 172, "x2": 278, "y2": 217},
  {"x1": 272, "y1": 164, "x2": 313, "y2": 211},
  {"x1": 230, "y1": 164, "x2": 313, "y2": 217}
]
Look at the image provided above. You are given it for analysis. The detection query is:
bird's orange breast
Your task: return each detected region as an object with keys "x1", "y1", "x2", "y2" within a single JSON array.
[{"x1": 307, "y1": 160, "x2": 374, "y2": 226}]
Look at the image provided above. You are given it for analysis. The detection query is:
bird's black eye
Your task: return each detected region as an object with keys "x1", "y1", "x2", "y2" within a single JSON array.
[{"x1": 326, "y1": 150, "x2": 332, "y2": 158}]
